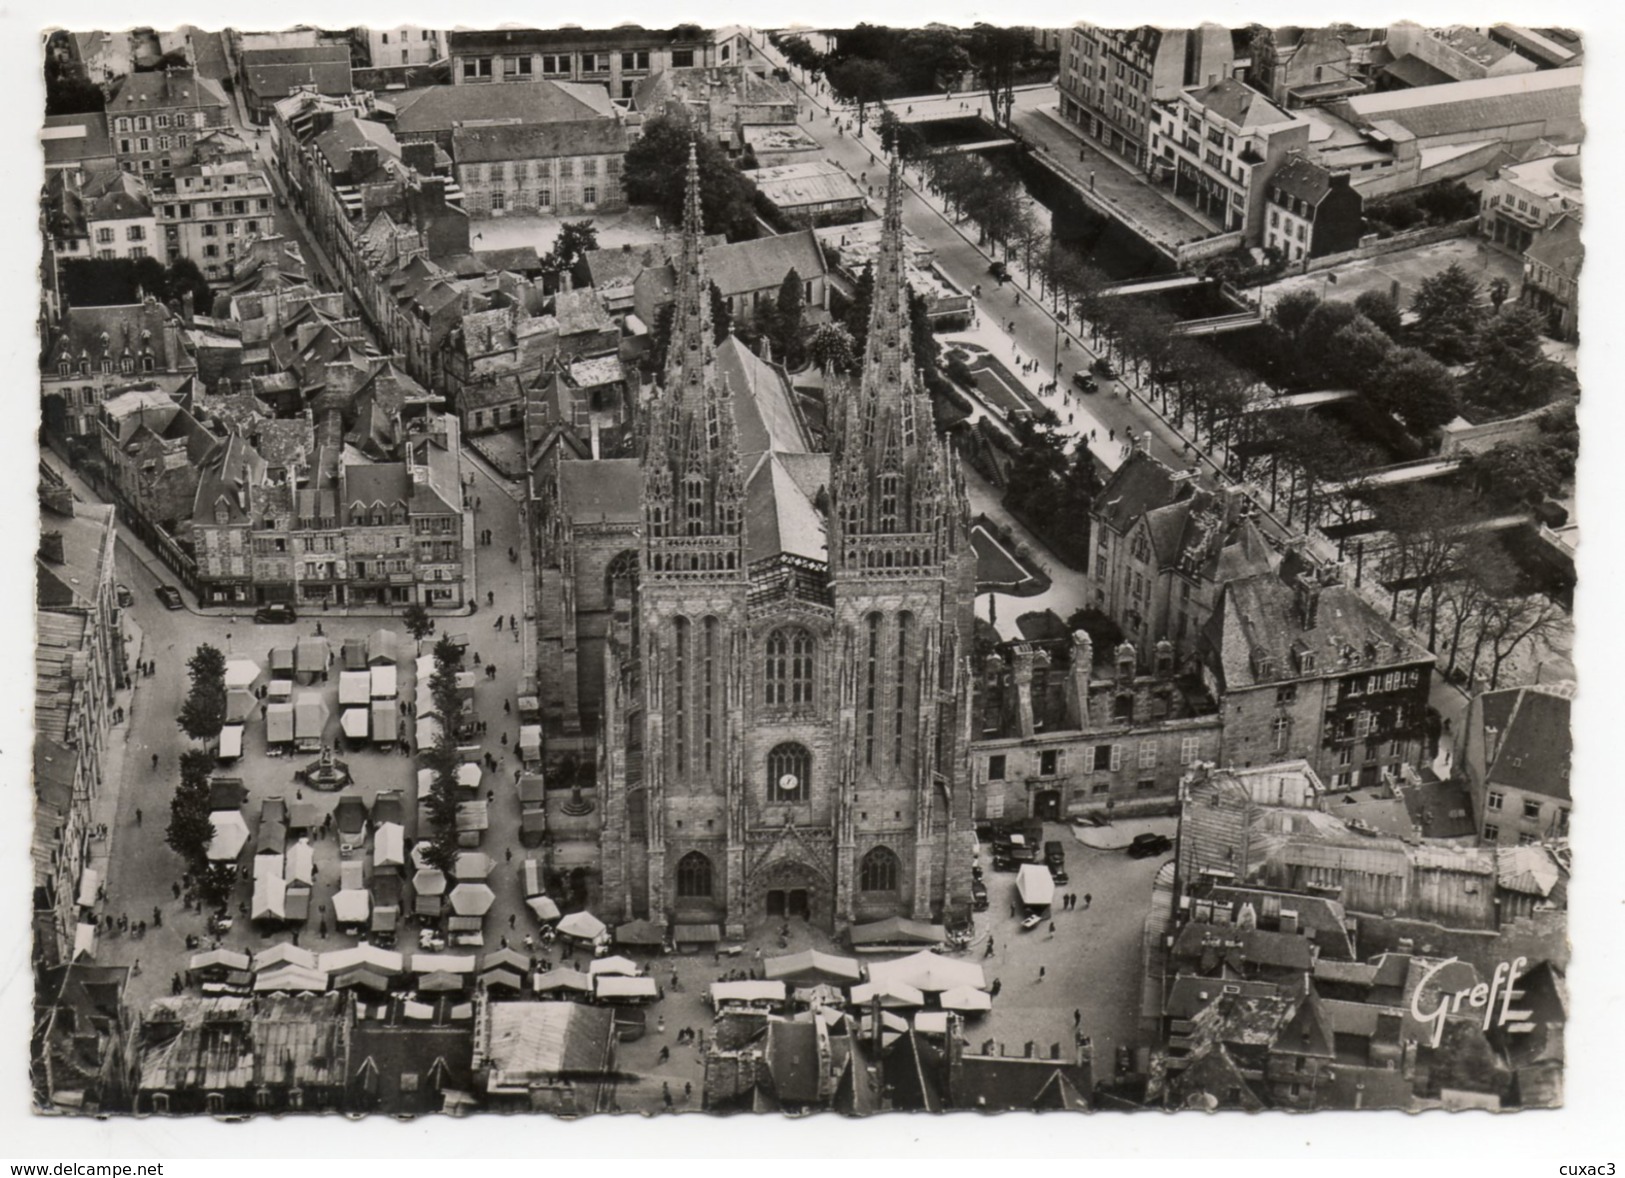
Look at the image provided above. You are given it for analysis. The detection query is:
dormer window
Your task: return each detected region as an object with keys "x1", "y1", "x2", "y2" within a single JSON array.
[
  {"x1": 101, "y1": 360, "x2": 112, "y2": 375},
  {"x1": 121, "y1": 357, "x2": 134, "y2": 374},
  {"x1": 142, "y1": 355, "x2": 155, "y2": 373},
  {"x1": 58, "y1": 360, "x2": 70, "y2": 377},
  {"x1": 80, "y1": 360, "x2": 91, "y2": 375}
]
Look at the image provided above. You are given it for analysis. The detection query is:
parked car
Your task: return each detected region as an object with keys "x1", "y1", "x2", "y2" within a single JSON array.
[
  {"x1": 115, "y1": 583, "x2": 134, "y2": 608},
  {"x1": 992, "y1": 854, "x2": 1018, "y2": 873},
  {"x1": 971, "y1": 879, "x2": 989, "y2": 911},
  {"x1": 1091, "y1": 357, "x2": 1117, "y2": 379},
  {"x1": 987, "y1": 260, "x2": 1009, "y2": 283},
  {"x1": 1044, "y1": 840, "x2": 1066, "y2": 870},
  {"x1": 1127, "y1": 833, "x2": 1173, "y2": 858},
  {"x1": 1071, "y1": 371, "x2": 1098, "y2": 394},
  {"x1": 1019, "y1": 913, "x2": 1044, "y2": 931},
  {"x1": 1049, "y1": 864, "x2": 1070, "y2": 885},
  {"x1": 155, "y1": 585, "x2": 184, "y2": 610},
  {"x1": 254, "y1": 603, "x2": 298, "y2": 624}
]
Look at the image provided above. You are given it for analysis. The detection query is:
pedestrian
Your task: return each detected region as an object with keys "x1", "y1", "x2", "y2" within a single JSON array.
[
  {"x1": 658, "y1": 1046, "x2": 670, "y2": 1065},
  {"x1": 151, "y1": 753, "x2": 159, "y2": 771},
  {"x1": 319, "y1": 920, "x2": 327, "y2": 938},
  {"x1": 487, "y1": 590, "x2": 495, "y2": 606},
  {"x1": 172, "y1": 882, "x2": 181, "y2": 900},
  {"x1": 1009, "y1": 900, "x2": 1017, "y2": 918},
  {"x1": 1073, "y1": 1009, "x2": 1082, "y2": 1027},
  {"x1": 1037, "y1": 966, "x2": 1046, "y2": 983},
  {"x1": 476, "y1": 496, "x2": 482, "y2": 511},
  {"x1": 153, "y1": 907, "x2": 163, "y2": 928},
  {"x1": 505, "y1": 846, "x2": 513, "y2": 863},
  {"x1": 509, "y1": 913, "x2": 516, "y2": 930},
  {"x1": 500, "y1": 935, "x2": 509, "y2": 949},
  {"x1": 135, "y1": 808, "x2": 143, "y2": 826},
  {"x1": 662, "y1": 1087, "x2": 673, "y2": 1109},
  {"x1": 1047, "y1": 921, "x2": 1055, "y2": 939},
  {"x1": 504, "y1": 699, "x2": 511, "y2": 714},
  {"x1": 1084, "y1": 893, "x2": 1092, "y2": 909},
  {"x1": 474, "y1": 652, "x2": 481, "y2": 666},
  {"x1": 501, "y1": 732, "x2": 508, "y2": 746},
  {"x1": 984, "y1": 939, "x2": 994, "y2": 958},
  {"x1": 132, "y1": 958, "x2": 141, "y2": 977}
]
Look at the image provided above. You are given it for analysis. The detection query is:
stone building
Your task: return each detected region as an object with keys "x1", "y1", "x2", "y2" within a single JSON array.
[
  {"x1": 1199, "y1": 549, "x2": 1434, "y2": 790},
  {"x1": 448, "y1": 26, "x2": 733, "y2": 103},
  {"x1": 972, "y1": 631, "x2": 1222, "y2": 821},
  {"x1": 1456, "y1": 683, "x2": 1572, "y2": 848},
  {"x1": 105, "y1": 68, "x2": 231, "y2": 185},
  {"x1": 533, "y1": 154, "x2": 976, "y2": 935},
  {"x1": 41, "y1": 300, "x2": 198, "y2": 441}
]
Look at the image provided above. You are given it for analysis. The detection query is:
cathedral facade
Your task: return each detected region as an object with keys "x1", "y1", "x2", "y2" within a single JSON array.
[{"x1": 529, "y1": 149, "x2": 977, "y2": 936}]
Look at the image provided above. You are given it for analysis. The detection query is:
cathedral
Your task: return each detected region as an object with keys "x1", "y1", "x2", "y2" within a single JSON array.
[{"x1": 529, "y1": 147, "x2": 978, "y2": 936}]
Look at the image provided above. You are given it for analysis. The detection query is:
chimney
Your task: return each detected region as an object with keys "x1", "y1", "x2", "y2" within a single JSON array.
[
  {"x1": 1484, "y1": 724, "x2": 1501, "y2": 766},
  {"x1": 1065, "y1": 630, "x2": 1093, "y2": 729},
  {"x1": 1011, "y1": 646, "x2": 1037, "y2": 739},
  {"x1": 400, "y1": 140, "x2": 436, "y2": 176},
  {"x1": 348, "y1": 146, "x2": 380, "y2": 182},
  {"x1": 1153, "y1": 639, "x2": 1175, "y2": 681},
  {"x1": 1115, "y1": 642, "x2": 1136, "y2": 685},
  {"x1": 39, "y1": 531, "x2": 66, "y2": 565},
  {"x1": 1279, "y1": 910, "x2": 1299, "y2": 935},
  {"x1": 1328, "y1": 171, "x2": 1352, "y2": 190},
  {"x1": 558, "y1": 270, "x2": 573, "y2": 294},
  {"x1": 1023, "y1": 1041, "x2": 1035, "y2": 1059},
  {"x1": 1050, "y1": 1043, "x2": 1061, "y2": 1061},
  {"x1": 1295, "y1": 572, "x2": 1321, "y2": 630}
]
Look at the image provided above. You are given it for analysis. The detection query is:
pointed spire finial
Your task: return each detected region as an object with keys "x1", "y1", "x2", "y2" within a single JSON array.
[{"x1": 684, "y1": 139, "x2": 704, "y2": 238}]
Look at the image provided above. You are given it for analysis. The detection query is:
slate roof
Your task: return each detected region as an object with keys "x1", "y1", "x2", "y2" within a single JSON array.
[
  {"x1": 108, "y1": 69, "x2": 229, "y2": 115},
  {"x1": 349, "y1": 1014, "x2": 474, "y2": 1115},
  {"x1": 1269, "y1": 154, "x2": 1341, "y2": 205},
  {"x1": 1525, "y1": 214, "x2": 1583, "y2": 279},
  {"x1": 193, "y1": 433, "x2": 267, "y2": 525},
  {"x1": 313, "y1": 115, "x2": 401, "y2": 179},
  {"x1": 764, "y1": 1018, "x2": 821, "y2": 1104},
  {"x1": 483, "y1": 1001, "x2": 615, "y2": 1084},
  {"x1": 558, "y1": 458, "x2": 642, "y2": 524},
  {"x1": 1094, "y1": 450, "x2": 1188, "y2": 534},
  {"x1": 950, "y1": 1053, "x2": 1091, "y2": 1112},
  {"x1": 45, "y1": 302, "x2": 194, "y2": 375},
  {"x1": 553, "y1": 288, "x2": 616, "y2": 337},
  {"x1": 451, "y1": 121, "x2": 627, "y2": 164},
  {"x1": 745, "y1": 452, "x2": 828, "y2": 565},
  {"x1": 708, "y1": 230, "x2": 826, "y2": 297},
  {"x1": 749, "y1": 162, "x2": 864, "y2": 210},
  {"x1": 242, "y1": 47, "x2": 353, "y2": 103},
  {"x1": 1171, "y1": 923, "x2": 1316, "y2": 974},
  {"x1": 386, "y1": 84, "x2": 619, "y2": 138},
  {"x1": 1474, "y1": 684, "x2": 1571, "y2": 801},
  {"x1": 41, "y1": 114, "x2": 114, "y2": 170},
  {"x1": 449, "y1": 27, "x2": 713, "y2": 54},
  {"x1": 715, "y1": 334, "x2": 809, "y2": 456},
  {"x1": 1189, "y1": 78, "x2": 1297, "y2": 129},
  {"x1": 1343, "y1": 68, "x2": 1582, "y2": 140},
  {"x1": 135, "y1": 993, "x2": 347, "y2": 1094},
  {"x1": 1380, "y1": 54, "x2": 1456, "y2": 89}
]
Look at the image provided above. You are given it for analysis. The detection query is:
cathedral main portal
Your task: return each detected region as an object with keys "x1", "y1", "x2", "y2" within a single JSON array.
[{"x1": 748, "y1": 859, "x2": 828, "y2": 930}]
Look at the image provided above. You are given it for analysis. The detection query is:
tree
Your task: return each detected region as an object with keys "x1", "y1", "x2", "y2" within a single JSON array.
[
  {"x1": 622, "y1": 113, "x2": 757, "y2": 238},
  {"x1": 1409, "y1": 263, "x2": 1482, "y2": 364},
  {"x1": 808, "y1": 322, "x2": 857, "y2": 373},
  {"x1": 546, "y1": 220, "x2": 600, "y2": 282},
  {"x1": 1324, "y1": 314, "x2": 1392, "y2": 391},
  {"x1": 967, "y1": 24, "x2": 1030, "y2": 126},
  {"x1": 403, "y1": 602, "x2": 434, "y2": 642},
  {"x1": 60, "y1": 257, "x2": 169, "y2": 309},
  {"x1": 709, "y1": 281, "x2": 733, "y2": 344},
  {"x1": 1465, "y1": 303, "x2": 1564, "y2": 415},
  {"x1": 196, "y1": 861, "x2": 239, "y2": 910},
  {"x1": 177, "y1": 643, "x2": 227, "y2": 743},
  {"x1": 774, "y1": 268, "x2": 806, "y2": 368},
  {"x1": 1354, "y1": 290, "x2": 1404, "y2": 339},
  {"x1": 164, "y1": 258, "x2": 215, "y2": 317},
  {"x1": 1480, "y1": 590, "x2": 1562, "y2": 691},
  {"x1": 649, "y1": 302, "x2": 677, "y2": 373},
  {"x1": 826, "y1": 58, "x2": 899, "y2": 135},
  {"x1": 1269, "y1": 289, "x2": 1321, "y2": 341},
  {"x1": 1370, "y1": 347, "x2": 1460, "y2": 435},
  {"x1": 909, "y1": 289, "x2": 940, "y2": 373},
  {"x1": 1461, "y1": 442, "x2": 1569, "y2": 508},
  {"x1": 165, "y1": 748, "x2": 216, "y2": 865},
  {"x1": 44, "y1": 54, "x2": 104, "y2": 116},
  {"x1": 1372, "y1": 486, "x2": 1475, "y2": 644}
]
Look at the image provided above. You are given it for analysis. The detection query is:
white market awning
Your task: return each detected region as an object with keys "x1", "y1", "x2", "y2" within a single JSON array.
[
  {"x1": 341, "y1": 708, "x2": 369, "y2": 740},
  {"x1": 339, "y1": 671, "x2": 371, "y2": 707},
  {"x1": 370, "y1": 665, "x2": 398, "y2": 699}
]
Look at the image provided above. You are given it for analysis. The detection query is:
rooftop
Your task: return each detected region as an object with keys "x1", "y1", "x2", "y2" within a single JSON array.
[
  {"x1": 1343, "y1": 67, "x2": 1582, "y2": 140},
  {"x1": 1186, "y1": 78, "x2": 1301, "y2": 131},
  {"x1": 450, "y1": 120, "x2": 628, "y2": 165},
  {"x1": 749, "y1": 162, "x2": 865, "y2": 210},
  {"x1": 1473, "y1": 684, "x2": 1572, "y2": 802},
  {"x1": 708, "y1": 229, "x2": 827, "y2": 297}
]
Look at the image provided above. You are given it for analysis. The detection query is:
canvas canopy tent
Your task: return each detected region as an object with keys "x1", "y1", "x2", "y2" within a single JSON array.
[
  {"x1": 615, "y1": 919, "x2": 665, "y2": 947},
  {"x1": 456, "y1": 762, "x2": 482, "y2": 790},
  {"x1": 481, "y1": 968, "x2": 525, "y2": 991},
  {"x1": 368, "y1": 630, "x2": 398, "y2": 665},
  {"x1": 913, "y1": 1011, "x2": 950, "y2": 1035},
  {"x1": 859, "y1": 1009, "x2": 910, "y2": 1049},
  {"x1": 588, "y1": 956, "x2": 638, "y2": 978},
  {"x1": 556, "y1": 911, "x2": 607, "y2": 941},
  {"x1": 938, "y1": 985, "x2": 993, "y2": 1012},
  {"x1": 673, "y1": 924, "x2": 721, "y2": 947},
  {"x1": 522, "y1": 859, "x2": 544, "y2": 898},
  {"x1": 331, "y1": 966, "x2": 393, "y2": 993},
  {"x1": 254, "y1": 965, "x2": 327, "y2": 992},
  {"x1": 335, "y1": 794, "x2": 368, "y2": 844},
  {"x1": 293, "y1": 693, "x2": 328, "y2": 747},
  {"x1": 794, "y1": 984, "x2": 846, "y2": 1008},
  {"x1": 519, "y1": 725, "x2": 541, "y2": 760},
  {"x1": 225, "y1": 689, "x2": 257, "y2": 724},
  {"x1": 269, "y1": 646, "x2": 295, "y2": 676},
  {"x1": 341, "y1": 708, "x2": 369, "y2": 740},
  {"x1": 373, "y1": 790, "x2": 404, "y2": 827},
  {"x1": 321, "y1": 945, "x2": 404, "y2": 975},
  {"x1": 517, "y1": 775, "x2": 547, "y2": 806},
  {"x1": 333, "y1": 889, "x2": 370, "y2": 925},
  {"x1": 413, "y1": 867, "x2": 448, "y2": 896},
  {"x1": 285, "y1": 839, "x2": 315, "y2": 885},
  {"x1": 340, "y1": 859, "x2": 365, "y2": 891},
  {"x1": 1016, "y1": 864, "x2": 1055, "y2": 909},
  {"x1": 341, "y1": 639, "x2": 368, "y2": 671},
  {"x1": 218, "y1": 725, "x2": 244, "y2": 761},
  {"x1": 711, "y1": 980, "x2": 786, "y2": 1006},
  {"x1": 224, "y1": 657, "x2": 259, "y2": 690},
  {"x1": 251, "y1": 872, "x2": 287, "y2": 922},
  {"x1": 763, "y1": 950, "x2": 863, "y2": 987},
  {"x1": 415, "y1": 684, "x2": 438, "y2": 718},
  {"x1": 370, "y1": 700, "x2": 399, "y2": 743},
  {"x1": 75, "y1": 868, "x2": 99, "y2": 909},
  {"x1": 483, "y1": 948, "x2": 531, "y2": 974},
  {"x1": 253, "y1": 943, "x2": 318, "y2": 972},
  {"x1": 417, "y1": 971, "x2": 465, "y2": 993},
  {"x1": 374, "y1": 822, "x2": 406, "y2": 870},
  {"x1": 294, "y1": 636, "x2": 328, "y2": 681},
  {"x1": 850, "y1": 978, "x2": 927, "y2": 1008},
  {"x1": 415, "y1": 717, "x2": 443, "y2": 750},
  {"x1": 595, "y1": 976, "x2": 659, "y2": 1002},
  {"x1": 190, "y1": 948, "x2": 251, "y2": 973},
  {"x1": 527, "y1": 895, "x2": 561, "y2": 922},
  {"x1": 848, "y1": 916, "x2": 945, "y2": 950},
  {"x1": 454, "y1": 671, "x2": 477, "y2": 698},
  {"x1": 285, "y1": 886, "x2": 312, "y2": 923},
  {"x1": 339, "y1": 671, "x2": 371, "y2": 706},
  {"x1": 206, "y1": 810, "x2": 250, "y2": 861},
  {"x1": 535, "y1": 968, "x2": 591, "y2": 993},
  {"x1": 866, "y1": 951, "x2": 986, "y2": 994},
  {"x1": 287, "y1": 801, "x2": 318, "y2": 831},
  {"x1": 521, "y1": 810, "x2": 547, "y2": 843},
  {"x1": 453, "y1": 852, "x2": 493, "y2": 881},
  {"x1": 265, "y1": 703, "x2": 295, "y2": 745},
  {"x1": 449, "y1": 882, "x2": 496, "y2": 916},
  {"x1": 266, "y1": 679, "x2": 293, "y2": 701},
  {"x1": 369, "y1": 664, "x2": 397, "y2": 699},
  {"x1": 415, "y1": 654, "x2": 436, "y2": 681}
]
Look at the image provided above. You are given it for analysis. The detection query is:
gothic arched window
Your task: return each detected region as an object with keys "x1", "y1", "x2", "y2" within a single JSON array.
[
  {"x1": 701, "y1": 617, "x2": 718, "y2": 774},
  {"x1": 684, "y1": 474, "x2": 706, "y2": 536},
  {"x1": 676, "y1": 851, "x2": 713, "y2": 899},
  {"x1": 879, "y1": 473, "x2": 899, "y2": 533},
  {"x1": 893, "y1": 612, "x2": 912, "y2": 766},
  {"x1": 860, "y1": 846, "x2": 900, "y2": 893},
  {"x1": 765, "y1": 627, "x2": 814, "y2": 706},
  {"x1": 672, "y1": 616, "x2": 690, "y2": 775},
  {"x1": 767, "y1": 743, "x2": 810, "y2": 802},
  {"x1": 863, "y1": 613, "x2": 881, "y2": 768},
  {"x1": 606, "y1": 549, "x2": 638, "y2": 603}
]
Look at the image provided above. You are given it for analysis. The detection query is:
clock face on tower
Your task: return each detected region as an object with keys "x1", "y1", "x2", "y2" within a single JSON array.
[{"x1": 778, "y1": 774, "x2": 800, "y2": 797}]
